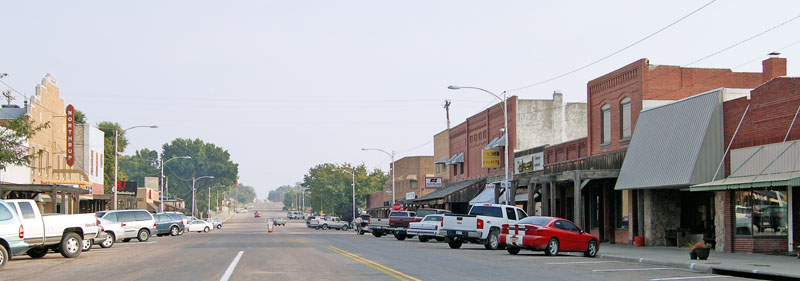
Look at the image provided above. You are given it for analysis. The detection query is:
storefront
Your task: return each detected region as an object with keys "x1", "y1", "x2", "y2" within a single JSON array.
[{"x1": 413, "y1": 178, "x2": 485, "y2": 214}]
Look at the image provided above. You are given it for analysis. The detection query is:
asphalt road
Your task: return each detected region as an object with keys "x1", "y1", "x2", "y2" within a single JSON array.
[{"x1": 2, "y1": 202, "x2": 756, "y2": 281}]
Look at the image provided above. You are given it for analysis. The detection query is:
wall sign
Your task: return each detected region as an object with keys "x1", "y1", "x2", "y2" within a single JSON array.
[
  {"x1": 65, "y1": 104, "x2": 75, "y2": 166},
  {"x1": 482, "y1": 149, "x2": 501, "y2": 168},
  {"x1": 116, "y1": 181, "x2": 138, "y2": 196},
  {"x1": 515, "y1": 152, "x2": 544, "y2": 174},
  {"x1": 425, "y1": 177, "x2": 443, "y2": 188}
]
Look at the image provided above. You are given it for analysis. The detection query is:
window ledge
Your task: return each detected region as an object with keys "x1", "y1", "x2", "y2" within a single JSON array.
[
  {"x1": 600, "y1": 142, "x2": 611, "y2": 147},
  {"x1": 619, "y1": 137, "x2": 631, "y2": 142}
]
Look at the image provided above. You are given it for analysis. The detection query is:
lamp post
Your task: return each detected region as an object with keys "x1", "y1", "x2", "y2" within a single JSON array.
[
  {"x1": 351, "y1": 168, "x2": 356, "y2": 219},
  {"x1": 113, "y1": 125, "x2": 157, "y2": 210},
  {"x1": 160, "y1": 156, "x2": 190, "y2": 212},
  {"x1": 191, "y1": 176, "x2": 214, "y2": 218},
  {"x1": 362, "y1": 148, "x2": 395, "y2": 203},
  {"x1": 448, "y1": 85, "x2": 511, "y2": 204}
]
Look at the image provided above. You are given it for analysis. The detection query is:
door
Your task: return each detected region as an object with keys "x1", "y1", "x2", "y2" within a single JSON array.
[
  {"x1": 155, "y1": 214, "x2": 168, "y2": 234},
  {"x1": 15, "y1": 201, "x2": 45, "y2": 245},
  {"x1": 553, "y1": 220, "x2": 581, "y2": 251},
  {"x1": 117, "y1": 211, "x2": 137, "y2": 238}
]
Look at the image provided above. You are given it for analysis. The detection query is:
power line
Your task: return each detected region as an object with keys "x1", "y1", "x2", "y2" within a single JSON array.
[{"x1": 507, "y1": 0, "x2": 718, "y2": 93}]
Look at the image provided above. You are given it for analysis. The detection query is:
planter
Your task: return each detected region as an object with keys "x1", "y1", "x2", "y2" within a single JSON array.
[
  {"x1": 695, "y1": 248, "x2": 710, "y2": 260},
  {"x1": 634, "y1": 236, "x2": 645, "y2": 247},
  {"x1": 689, "y1": 251, "x2": 697, "y2": 260}
]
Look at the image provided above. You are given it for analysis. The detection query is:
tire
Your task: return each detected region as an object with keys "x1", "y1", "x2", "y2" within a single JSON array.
[
  {"x1": 358, "y1": 230, "x2": 364, "y2": 235},
  {"x1": 26, "y1": 248, "x2": 48, "y2": 259},
  {"x1": 217, "y1": 224, "x2": 222, "y2": 229},
  {"x1": 123, "y1": 238, "x2": 131, "y2": 243},
  {"x1": 341, "y1": 225, "x2": 348, "y2": 231},
  {"x1": 137, "y1": 229, "x2": 150, "y2": 242},
  {"x1": 584, "y1": 240, "x2": 598, "y2": 258},
  {"x1": 59, "y1": 232, "x2": 82, "y2": 258},
  {"x1": 81, "y1": 239, "x2": 92, "y2": 252},
  {"x1": 484, "y1": 229, "x2": 500, "y2": 250},
  {"x1": 544, "y1": 238, "x2": 559, "y2": 256},
  {"x1": 204, "y1": 226, "x2": 210, "y2": 233},
  {"x1": 372, "y1": 231, "x2": 383, "y2": 238},
  {"x1": 418, "y1": 236, "x2": 429, "y2": 243},
  {"x1": 322, "y1": 224, "x2": 328, "y2": 230},
  {"x1": 394, "y1": 232, "x2": 407, "y2": 241},
  {"x1": 100, "y1": 232, "x2": 115, "y2": 248},
  {"x1": 0, "y1": 244, "x2": 7, "y2": 269},
  {"x1": 170, "y1": 226, "x2": 180, "y2": 236},
  {"x1": 447, "y1": 239, "x2": 463, "y2": 249},
  {"x1": 507, "y1": 246, "x2": 521, "y2": 255}
]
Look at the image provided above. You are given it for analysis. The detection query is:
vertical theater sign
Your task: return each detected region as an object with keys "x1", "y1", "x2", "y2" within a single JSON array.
[{"x1": 65, "y1": 104, "x2": 75, "y2": 166}]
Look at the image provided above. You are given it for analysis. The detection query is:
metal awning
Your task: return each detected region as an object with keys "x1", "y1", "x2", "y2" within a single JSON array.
[
  {"x1": 469, "y1": 186, "x2": 495, "y2": 205},
  {"x1": 690, "y1": 171, "x2": 800, "y2": 191},
  {"x1": 433, "y1": 156, "x2": 449, "y2": 164},
  {"x1": 447, "y1": 152, "x2": 464, "y2": 164},
  {"x1": 484, "y1": 135, "x2": 506, "y2": 150},
  {"x1": 514, "y1": 192, "x2": 540, "y2": 202},
  {"x1": 406, "y1": 174, "x2": 417, "y2": 181}
]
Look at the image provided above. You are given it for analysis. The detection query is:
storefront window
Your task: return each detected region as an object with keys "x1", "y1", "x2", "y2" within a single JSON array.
[
  {"x1": 734, "y1": 188, "x2": 788, "y2": 236},
  {"x1": 615, "y1": 190, "x2": 629, "y2": 229},
  {"x1": 590, "y1": 192, "x2": 600, "y2": 229}
]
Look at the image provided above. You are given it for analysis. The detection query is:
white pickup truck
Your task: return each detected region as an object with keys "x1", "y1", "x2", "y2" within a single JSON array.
[
  {"x1": 6, "y1": 199, "x2": 99, "y2": 259},
  {"x1": 441, "y1": 204, "x2": 527, "y2": 250}
]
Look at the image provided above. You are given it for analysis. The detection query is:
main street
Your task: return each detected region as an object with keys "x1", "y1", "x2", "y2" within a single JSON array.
[{"x1": 3, "y1": 202, "x2": 755, "y2": 281}]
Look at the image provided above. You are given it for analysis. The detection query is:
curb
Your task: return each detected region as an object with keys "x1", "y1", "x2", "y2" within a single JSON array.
[{"x1": 597, "y1": 253, "x2": 797, "y2": 279}]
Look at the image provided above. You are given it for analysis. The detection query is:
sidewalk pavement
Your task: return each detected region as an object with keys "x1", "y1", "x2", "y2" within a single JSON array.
[{"x1": 597, "y1": 244, "x2": 799, "y2": 279}]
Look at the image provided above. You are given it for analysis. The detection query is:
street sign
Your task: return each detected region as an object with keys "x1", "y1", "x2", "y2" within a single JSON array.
[
  {"x1": 391, "y1": 202, "x2": 402, "y2": 211},
  {"x1": 500, "y1": 181, "x2": 511, "y2": 188}
]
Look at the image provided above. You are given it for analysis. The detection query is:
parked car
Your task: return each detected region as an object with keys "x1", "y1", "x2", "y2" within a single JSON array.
[
  {"x1": 273, "y1": 217, "x2": 287, "y2": 226},
  {"x1": 306, "y1": 216, "x2": 318, "y2": 228},
  {"x1": 254, "y1": 211, "x2": 261, "y2": 218},
  {"x1": 441, "y1": 204, "x2": 528, "y2": 250},
  {"x1": 288, "y1": 211, "x2": 305, "y2": 220},
  {"x1": 0, "y1": 200, "x2": 28, "y2": 269},
  {"x1": 500, "y1": 216, "x2": 599, "y2": 257},
  {"x1": 407, "y1": 214, "x2": 446, "y2": 242},
  {"x1": 187, "y1": 220, "x2": 214, "y2": 233},
  {"x1": 96, "y1": 209, "x2": 157, "y2": 243},
  {"x1": 309, "y1": 216, "x2": 328, "y2": 229},
  {"x1": 322, "y1": 217, "x2": 349, "y2": 230},
  {"x1": 5, "y1": 199, "x2": 99, "y2": 259},
  {"x1": 388, "y1": 211, "x2": 417, "y2": 240},
  {"x1": 154, "y1": 213, "x2": 185, "y2": 237},
  {"x1": 367, "y1": 216, "x2": 391, "y2": 237},
  {"x1": 205, "y1": 217, "x2": 223, "y2": 229},
  {"x1": 95, "y1": 217, "x2": 124, "y2": 249}
]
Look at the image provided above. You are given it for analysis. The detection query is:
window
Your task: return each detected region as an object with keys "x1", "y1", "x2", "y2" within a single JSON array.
[
  {"x1": 734, "y1": 188, "x2": 788, "y2": 236},
  {"x1": 505, "y1": 207, "x2": 516, "y2": 220},
  {"x1": 615, "y1": 190, "x2": 630, "y2": 229},
  {"x1": 562, "y1": 220, "x2": 581, "y2": 233},
  {"x1": 590, "y1": 191, "x2": 600, "y2": 229},
  {"x1": 19, "y1": 202, "x2": 36, "y2": 220},
  {"x1": 518, "y1": 216, "x2": 551, "y2": 226},
  {"x1": 620, "y1": 97, "x2": 632, "y2": 139},
  {"x1": 436, "y1": 165, "x2": 440, "y2": 173},
  {"x1": 469, "y1": 206, "x2": 503, "y2": 218},
  {"x1": 601, "y1": 104, "x2": 611, "y2": 144},
  {"x1": 460, "y1": 163, "x2": 464, "y2": 175},
  {"x1": 410, "y1": 180, "x2": 418, "y2": 189},
  {"x1": 442, "y1": 164, "x2": 447, "y2": 172},
  {"x1": 424, "y1": 216, "x2": 442, "y2": 222},
  {"x1": 516, "y1": 209, "x2": 528, "y2": 220},
  {"x1": 45, "y1": 150, "x2": 49, "y2": 176},
  {"x1": 0, "y1": 204, "x2": 14, "y2": 221},
  {"x1": 117, "y1": 211, "x2": 136, "y2": 222}
]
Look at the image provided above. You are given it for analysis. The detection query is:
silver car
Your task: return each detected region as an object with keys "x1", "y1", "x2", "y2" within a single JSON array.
[
  {"x1": 85, "y1": 217, "x2": 125, "y2": 250},
  {"x1": 96, "y1": 210, "x2": 157, "y2": 242}
]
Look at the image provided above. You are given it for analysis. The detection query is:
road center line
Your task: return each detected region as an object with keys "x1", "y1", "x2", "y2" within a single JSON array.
[
  {"x1": 546, "y1": 261, "x2": 621, "y2": 265},
  {"x1": 593, "y1": 267, "x2": 674, "y2": 272},
  {"x1": 220, "y1": 250, "x2": 244, "y2": 281},
  {"x1": 650, "y1": 276, "x2": 728, "y2": 281},
  {"x1": 326, "y1": 246, "x2": 422, "y2": 281}
]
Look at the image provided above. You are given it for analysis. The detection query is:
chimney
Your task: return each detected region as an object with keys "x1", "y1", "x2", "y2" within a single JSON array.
[{"x1": 762, "y1": 57, "x2": 787, "y2": 82}]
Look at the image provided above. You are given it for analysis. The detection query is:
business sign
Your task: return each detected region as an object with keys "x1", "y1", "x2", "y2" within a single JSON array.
[
  {"x1": 425, "y1": 177, "x2": 443, "y2": 188},
  {"x1": 65, "y1": 104, "x2": 75, "y2": 166},
  {"x1": 482, "y1": 149, "x2": 501, "y2": 168},
  {"x1": 515, "y1": 151, "x2": 544, "y2": 174},
  {"x1": 116, "y1": 181, "x2": 138, "y2": 196},
  {"x1": 405, "y1": 192, "x2": 416, "y2": 200}
]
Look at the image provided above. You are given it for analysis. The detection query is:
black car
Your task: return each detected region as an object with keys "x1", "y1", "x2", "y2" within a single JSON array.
[{"x1": 154, "y1": 213, "x2": 185, "y2": 236}]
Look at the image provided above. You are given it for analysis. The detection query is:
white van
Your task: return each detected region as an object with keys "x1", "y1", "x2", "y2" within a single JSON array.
[{"x1": 96, "y1": 210, "x2": 157, "y2": 242}]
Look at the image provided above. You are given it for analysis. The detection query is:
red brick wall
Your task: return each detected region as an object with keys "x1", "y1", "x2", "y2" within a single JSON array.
[
  {"x1": 734, "y1": 236, "x2": 789, "y2": 254},
  {"x1": 615, "y1": 229, "x2": 631, "y2": 245},
  {"x1": 545, "y1": 137, "x2": 588, "y2": 164},
  {"x1": 449, "y1": 122, "x2": 467, "y2": 182},
  {"x1": 720, "y1": 191, "x2": 733, "y2": 253},
  {"x1": 587, "y1": 58, "x2": 786, "y2": 156}
]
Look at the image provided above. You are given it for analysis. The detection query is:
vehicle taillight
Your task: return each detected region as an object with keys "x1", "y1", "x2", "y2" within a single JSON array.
[
  {"x1": 101, "y1": 226, "x2": 105, "y2": 232},
  {"x1": 153, "y1": 222, "x2": 157, "y2": 228},
  {"x1": 525, "y1": 226, "x2": 540, "y2": 235},
  {"x1": 368, "y1": 218, "x2": 371, "y2": 224},
  {"x1": 181, "y1": 220, "x2": 184, "y2": 225},
  {"x1": 501, "y1": 224, "x2": 509, "y2": 234},
  {"x1": 440, "y1": 218, "x2": 444, "y2": 227},
  {"x1": 477, "y1": 218, "x2": 484, "y2": 230},
  {"x1": 19, "y1": 225, "x2": 24, "y2": 238}
]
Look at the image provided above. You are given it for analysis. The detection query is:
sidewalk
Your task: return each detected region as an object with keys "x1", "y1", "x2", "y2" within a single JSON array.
[{"x1": 597, "y1": 244, "x2": 799, "y2": 279}]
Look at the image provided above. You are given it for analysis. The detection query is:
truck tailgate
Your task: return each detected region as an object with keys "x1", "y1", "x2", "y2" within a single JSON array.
[
  {"x1": 442, "y1": 215, "x2": 478, "y2": 232},
  {"x1": 42, "y1": 213, "x2": 98, "y2": 238}
]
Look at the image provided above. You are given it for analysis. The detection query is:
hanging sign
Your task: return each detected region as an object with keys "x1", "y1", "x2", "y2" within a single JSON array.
[
  {"x1": 482, "y1": 149, "x2": 501, "y2": 168},
  {"x1": 65, "y1": 104, "x2": 75, "y2": 166}
]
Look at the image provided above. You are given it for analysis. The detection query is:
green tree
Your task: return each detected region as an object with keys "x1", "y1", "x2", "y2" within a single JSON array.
[
  {"x1": 74, "y1": 110, "x2": 86, "y2": 124},
  {"x1": 118, "y1": 148, "x2": 159, "y2": 187},
  {"x1": 229, "y1": 184, "x2": 257, "y2": 204},
  {"x1": 97, "y1": 121, "x2": 129, "y2": 193},
  {"x1": 0, "y1": 116, "x2": 49, "y2": 169},
  {"x1": 302, "y1": 163, "x2": 386, "y2": 220}
]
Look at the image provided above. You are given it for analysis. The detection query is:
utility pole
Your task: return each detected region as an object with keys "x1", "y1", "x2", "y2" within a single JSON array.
[
  {"x1": 2, "y1": 90, "x2": 13, "y2": 105},
  {"x1": 443, "y1": 99, "x2": 451, "y2": 129}
]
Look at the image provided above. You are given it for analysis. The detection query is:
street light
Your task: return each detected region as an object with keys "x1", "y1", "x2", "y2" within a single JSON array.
[
  {"x1": 160, "y1": 156, "x2": 191, "y2": 212},
  {"x1": 113, "y1": 125, "x2": 158, "y2": 210},
  {"x1": 332, "y1": 168, "x2": 357, "y2": 221},
  {"x1": 362, "y1": 148, "x2": 395, "y2": 203},
  {"x1": 448, "y1": 85, "x2": 511, "y2": 204},
  {"x1": 191, "y1": 176, "x2": 214, "y2": 218}
]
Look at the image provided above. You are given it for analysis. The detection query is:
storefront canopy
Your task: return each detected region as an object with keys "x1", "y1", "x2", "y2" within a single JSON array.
[
  {"x1": 484, "y1": 135, "x2": 507, "y2": 150},
  {"x1": 433, "y1": 156, "x2": 449, "y2": 164},
  {"x1": 691, "y1": 140, "x2": 800, "y2": 191},
  {"x1": 690, "y1": 171, "x2": 800, "y2": 191},
  {"x1": 414, "y1": 178, "x2": 484, "y2": 203},
  {"x1": 447, "y1": 152, "x2": 464, "y2": 164},
  {"x1": 469, "y1": 186, "x2": 495, "y2": 205}
]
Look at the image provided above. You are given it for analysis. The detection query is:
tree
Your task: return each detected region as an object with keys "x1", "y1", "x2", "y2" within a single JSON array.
[
  {"x1": 301, "y1": 163, "x2": 387, "y2": 220},
  {"x1": 0, "y1": 116, "x2": 49, "y2": 169},
  {"x1": 228, "y1": 184, "x2": 257, "y2": 204},
  {"x1": 74, "y1": 110, "x2": 86, "y2": 124},
  {"x1": 97, "y1": 121, "x2": 129, "y2": 194},
  {"x1": 118, "y1": 148, "x2": 159, "y2": 187}
]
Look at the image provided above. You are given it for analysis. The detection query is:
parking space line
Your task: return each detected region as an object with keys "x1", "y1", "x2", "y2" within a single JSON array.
[
  {"x1": 326, "y1": 246, "x2": 422, "y2": 281},
  {"x1": 593, "y1": 267, "x2": 674, "y2": 272},
  {"x1": 650, "y1": 276, "x2": 728, "y2": 281},
  {"x1": 546, "y1": 261, "x2": 621, "y2": 265},
  {"x1": 220, "y1": 250, "x2": 244, "y2": 281}
]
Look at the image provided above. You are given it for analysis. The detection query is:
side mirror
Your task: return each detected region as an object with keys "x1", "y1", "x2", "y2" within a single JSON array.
[{"x1": 579, "y1": 229, "x2": 585, "y2": 234}]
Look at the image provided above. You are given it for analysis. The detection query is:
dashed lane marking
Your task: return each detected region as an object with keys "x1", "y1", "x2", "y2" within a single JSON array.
[
  {"x1": 220, "y1": 250, "x2": 244, "y2": 281},
  {"x1": 650, "y1": 276, "x2": 729, "y2": 281},
  {"x1": 593, "y1": 267, "x2": 675, "y2": 272},
  {"x1": 326, "y1": 246, "x2": 423, "y2": 281},
  {"x1": 546, "y1": 261, "x2": 621, "y2": 265}
]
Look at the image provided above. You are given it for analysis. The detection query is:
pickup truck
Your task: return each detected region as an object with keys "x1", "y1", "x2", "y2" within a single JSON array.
[
  {"x1": 368, "y1": 216, "x2": 391, "y2": 237},
  {"x1": 442, "y1": 204, "x2": 527, "y2": 250},
  {"x1": 5, "y1": 199, "x2": 99, "y2": 259},
  {"x1": 322, "y1": 217, "x2": 350, "y2": 231},
  {"x1": 388, "y1": 211, "x2": 417, "y2": 240}
]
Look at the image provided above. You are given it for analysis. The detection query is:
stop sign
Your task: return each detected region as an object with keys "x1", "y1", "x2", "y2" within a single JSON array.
[{"x1": 391, "y1": 202, "x2": 402, "y2": 211}]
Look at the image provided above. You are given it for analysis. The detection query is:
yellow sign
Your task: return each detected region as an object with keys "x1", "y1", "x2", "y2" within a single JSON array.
[{"x1": 482, "y1": 149, "x2": 501, "y2": 168}]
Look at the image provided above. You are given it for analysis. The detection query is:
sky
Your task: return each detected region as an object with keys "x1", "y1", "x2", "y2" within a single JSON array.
[{"x1": 2, "y1": 1, "x2": 799, "y2": 199}]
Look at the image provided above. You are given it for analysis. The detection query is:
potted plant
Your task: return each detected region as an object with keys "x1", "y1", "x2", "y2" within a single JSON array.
[
  {"x1": 690, "y1": 242, "x2": 712, "y2": 260},
  {"x1": 793, "y1": 241, "x2": 800, "y2": 259}
]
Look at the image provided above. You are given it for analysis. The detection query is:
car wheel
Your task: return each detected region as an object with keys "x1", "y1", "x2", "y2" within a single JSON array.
[
  {"x1": 204, "y1": 226, "x2": 210, "y2": 233},
  {"x1": 81, "y1": 239, "x2": 92, "y2": 252},
  {"x1": 418, "y1": 236, "x2": 429, "y2": 243},
  {"x1": 394, "y1": 232, "x2": 407, "y2": 241},
  {"x1": 122, "y1": 238, "x2": 131, "y2": 243},
  {"x1": 341, "y1": 225, "x2": 348, "y2": 231},
  {"x1": 507, "y1": 246, "x2": 521, "y2": 255},
  {"x1": 372, "y1": 231, "x2": 383, "y2": 238},
  {"x1": 26, "y1": 248, "x2": 48, "y2": 259},
  {"x1": 59, "y1": 232, "x2": 82, "y2": 258},
  {"x1": 170, "y1": 226, "x2": 180, "y2": 236},
  {"x1": 137, "y1": 229, "x2": 150, "y2": 242},
  {"x1": 484, "y1": 229, "x2": 500, "y2": 250},
  {"x1": 217, "y1": 224, "x2": 222, "y2": 229},
  {"x1": 584, "y1": 240, "x2": 598, "y2": 258},
  {"x1": 447, "y1": 239, "x2": 463, "y2": 249},
  {"x1": 0, "y1": 244, "x2": 7, "y2": 269},
  {"x1": 100, "y1": 232, "x2": 115, "y2": 248},
  {"x1": 322, "y1": 224, "x2": 328, "y2": 230},
  {"x1": 545, "y1": 238, "x2": 559, "y2": 256}
]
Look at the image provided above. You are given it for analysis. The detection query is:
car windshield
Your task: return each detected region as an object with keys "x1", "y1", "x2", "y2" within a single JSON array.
[
  {"x1": 517, "y1": 217, "x2": 553, "y2": 226},
  {"x1": 468, "y1": 206, "x2": 503, "y2": 218}
]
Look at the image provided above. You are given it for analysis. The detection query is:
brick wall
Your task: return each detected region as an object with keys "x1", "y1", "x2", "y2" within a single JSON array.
[
  {"x1": 734, "y1": 236, "x2": 789, "y2": 254},
  {"x1": 545, "y1": 137, "x2": 588, "y2": 164}
]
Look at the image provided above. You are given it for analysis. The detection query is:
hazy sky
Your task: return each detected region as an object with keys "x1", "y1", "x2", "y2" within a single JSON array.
[{"x1": 2, "y1": 1, "x2": 799, "y2": 198}]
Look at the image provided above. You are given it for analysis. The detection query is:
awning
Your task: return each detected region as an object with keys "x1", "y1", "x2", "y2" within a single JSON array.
[
  {"x1": 691, "y1": 171, "x2": 800, "y2": 191},
  {"x1": 406, "y1": 175, "x2": 417, "y2": 181},
  {"x1": 484, "y1": 135, "x2": 507, "y2": 150},
  {"x1": 690, "y1": 139, "x2": 800, "y2": 191},
  {"x1": 469, "y1": 186, "x2": 495, "y2": 205},
  {"x1": 415, "y1": 178, "x2": 484, "y2": 202},
  {"x1": 433, "y1": 156, "x2": 449, "y2": 164},
  {"x1": 514, "y1": 192, "x2": 540, "y2": 202},
  {"x1": 447, "y1": 152, "x2": 464, "y2": 164}
]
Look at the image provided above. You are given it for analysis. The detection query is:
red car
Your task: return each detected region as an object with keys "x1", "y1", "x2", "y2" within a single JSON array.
[
  {"x1": 499, "y1": 216, "x2": 599, "y2": 257},
  {"x1": 254, "y1": 211, "x2": 261, "y2": 218}
]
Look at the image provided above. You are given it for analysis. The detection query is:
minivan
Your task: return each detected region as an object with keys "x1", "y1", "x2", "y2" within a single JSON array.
[{"x1": 96, "y1": 210, "x2": 157, "y2": 242}]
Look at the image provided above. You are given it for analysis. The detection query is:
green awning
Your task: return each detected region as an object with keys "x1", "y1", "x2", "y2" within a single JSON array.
[{"x1": 690, "y1": 171, "x2": 800, "y2": 192}]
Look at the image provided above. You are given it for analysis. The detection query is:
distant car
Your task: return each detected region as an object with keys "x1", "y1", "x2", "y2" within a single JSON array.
[
  {"x1": 500, "y1": 216, "x2": 599, "y2": 257},
  {"x1": 407, "y1": 214, "x2": 446, "y2": 242},
  {"x1": 273, "y1": 217, "x2": 287, "y2": 226},
  {"x1": 306, "y1": 216, "x2": 318, "y2": 228},
  {"x1": 154, "y1": 213, "x2": 185, "y2": 237},
  {"x1": 254, "y1": 211, "x2": 261, "y2": 218},
  {"x1": 187, "y1": 220, "x2": 214, "y2": 233},
  {"x1": 309, "y1": 216, "x2": 328, "y2": 229},
  {"x1": 0, "y1": 200, "x2": 28, "y2": 269},
  {"x1": 322, "y1": 217, "x2": 349, "y2": 231},
  {"x1": 205, "y1": 218, "x2": 223, "y2": 229}
]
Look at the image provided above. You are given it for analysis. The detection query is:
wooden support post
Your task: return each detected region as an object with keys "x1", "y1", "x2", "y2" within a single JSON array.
[
  {"x1": 51, "y1": 186, "x2": 57, "y2": 214},
  {"x1": 573, "y1": 171, "x2": 582, "y2": 230},
  {"x1": 60, "y1": 189, "x2": 66, "y2": 214},
  {"x1": 541, "y1": 182, "x2": 549, "y2": 216},
  {"x1": 527, "y1": 182, "x2": 535, "y2": 215}
]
